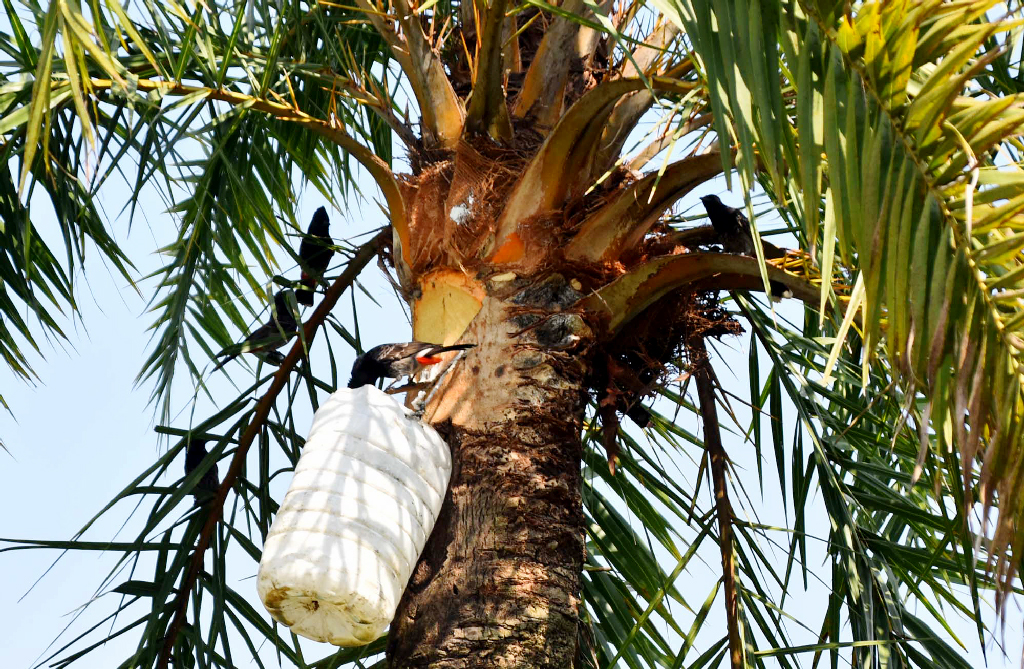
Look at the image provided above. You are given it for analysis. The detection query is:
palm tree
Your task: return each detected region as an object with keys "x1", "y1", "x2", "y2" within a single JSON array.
[{"x1": 2, "y1": 0, "x2": 1023, "y2": 666}]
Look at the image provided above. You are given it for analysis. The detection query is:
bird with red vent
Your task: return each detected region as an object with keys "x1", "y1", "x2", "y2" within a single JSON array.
[{"x1": 348, "y1": 342, "x2": 475, "y2": 389}]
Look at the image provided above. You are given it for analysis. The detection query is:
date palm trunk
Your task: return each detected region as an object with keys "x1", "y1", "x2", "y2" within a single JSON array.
[{"x1": 388, "y1": 283, "x2": 592, "y2": 668}]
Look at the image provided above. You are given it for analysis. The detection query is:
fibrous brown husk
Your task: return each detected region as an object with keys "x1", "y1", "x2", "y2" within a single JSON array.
[
  {"x1": 621, "y1": 289, "x2": 741, "y2": 373},
  {"x1": 589, "y1": 289, "x2": 742, "y2": 456},
  {"x1": 400, "y1": 140, "x2": 539, "y2": 275},
  {"x1": 443, "y1": 142, "x2": 518, "y2": 259},
  {"x1": 407, "y1": 129, "x2": 636, "y2": 274},
  {"x1": 398, "y1": 160, "x2": 454, "y2": 273}
]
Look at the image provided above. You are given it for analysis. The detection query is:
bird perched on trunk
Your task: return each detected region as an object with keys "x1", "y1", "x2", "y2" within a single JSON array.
[
  {"x1": 184, "y1": 439, "x2": 220, "y2": 504},
  {"x1": 213, "y1": 290, "x2": 298, "y2": 370},
  {"x1": 296, "y1": 207, "x2": 333, "y2": 306},
  {"x1": 348, "y1": 342, "x2": 476, "y2": 389},
  {"x1": 699, "y1": 194, "x2": 792, "y2": 299}
]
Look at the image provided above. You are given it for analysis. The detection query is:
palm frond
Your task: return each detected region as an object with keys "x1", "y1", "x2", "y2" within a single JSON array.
[
  {"x1": 0, "y1": 0, "x2": 397, "y2": 420},
  {"x1": 655, "y1": 0, "x2": 1024, "y2": 597}
]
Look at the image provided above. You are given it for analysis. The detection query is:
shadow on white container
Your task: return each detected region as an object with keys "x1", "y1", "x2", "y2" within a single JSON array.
[{"x1": 257, "y1": 385, "x2": 452, "y2": 646}]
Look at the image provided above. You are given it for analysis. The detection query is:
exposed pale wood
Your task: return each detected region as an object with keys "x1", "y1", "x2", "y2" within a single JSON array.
[{"x1": 412, "y1": 269, "x2": 486, "y2": 345}]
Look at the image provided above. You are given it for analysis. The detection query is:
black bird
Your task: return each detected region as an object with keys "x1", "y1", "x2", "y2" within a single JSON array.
[
  {"x1": 700, "y1": 194, "x2": 759, "y2": 256},
  {"x1": 184, "y1": 439, "x2": 220, "y2": 503},
  {"x1": 348, "y1": 342, "x2": 476, "y2": 389},
  {"x1": 699, "y1": 195, "x2": 792, "y2": 300},
  {"x1": 245, "y1": 289, "x2": 298, "y2": 354},
  {"x1": 296, "y1": 207, "x2": 333, "y2": 306},
  {"x1": 214, "y1": 290, "x2": 299, "y2": 370}
]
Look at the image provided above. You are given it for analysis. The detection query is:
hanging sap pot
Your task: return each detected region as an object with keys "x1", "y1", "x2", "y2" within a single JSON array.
[{"x1": 257, "y1": 385, "x2": 451, "y2": 646}]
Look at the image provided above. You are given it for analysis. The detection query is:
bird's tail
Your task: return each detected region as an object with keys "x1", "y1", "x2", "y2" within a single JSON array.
[
  {"x1": 415, "y1": 343, "x2": 476, "y2": 365},
  {"x1": 296, "y1": 273, "x2": 316, "y2": 306}
]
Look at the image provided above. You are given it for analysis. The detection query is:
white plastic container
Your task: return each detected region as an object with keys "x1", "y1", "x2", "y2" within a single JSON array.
[{"x1": 257, "y1": 386, "x2": 451, "y2": 646}]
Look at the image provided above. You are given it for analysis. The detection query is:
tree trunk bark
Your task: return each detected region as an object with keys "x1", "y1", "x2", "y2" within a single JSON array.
[{"x1": 388, "y1": 277, "x2": 591, "y2": 668}]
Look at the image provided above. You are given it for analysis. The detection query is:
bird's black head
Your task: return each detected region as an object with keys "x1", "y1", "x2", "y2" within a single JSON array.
[
  {"x1": 700, "y1": 194, "x2": 747, "y2": 226},
  {"x1": 700, "y1": 194, "x2": 723, "y2": 209},
  {"x1": 271, "y1": 290, "x2": 297, "y2": 330},
  {"x1": 347, "y1": 365, "x2": 376, "y2": 389},
  {"x1": 272, "y1": 290, "x2": 293, "y2": 313},
  {"x1": 184, "y1": 439, "x2": 208, "y2": 474},
  {"x1": 309, "y1": 207, "x2": 330, "y2": 235},
  {"x1": 348, "y1": 346, "x2": 385, "y2": 388}
]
